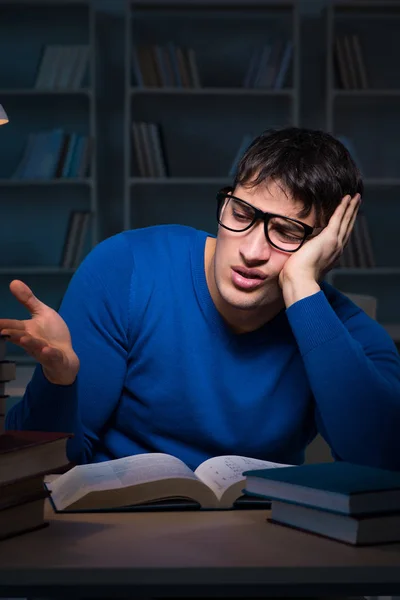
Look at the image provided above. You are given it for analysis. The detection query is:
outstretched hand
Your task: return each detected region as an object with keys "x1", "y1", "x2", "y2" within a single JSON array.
[
  {"x1": 279, "y1": 192, "x2": 361, "y2": 288},
  {"x1": 0, "y1": 280, "x2": 79, "y2": 385}
]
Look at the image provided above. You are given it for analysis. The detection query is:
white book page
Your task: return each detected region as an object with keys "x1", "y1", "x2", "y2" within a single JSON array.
[
  {"x1": 194, "y1": 455, "x2": 292, "y2": 503},
  {"x1": 48, "y1": 453, "x2": 198, "y2": 510}
]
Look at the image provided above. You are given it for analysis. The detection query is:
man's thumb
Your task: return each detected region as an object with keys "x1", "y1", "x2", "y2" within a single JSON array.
[{"x1": 9, "y1": 280, "x2": 44, "y2": 316}]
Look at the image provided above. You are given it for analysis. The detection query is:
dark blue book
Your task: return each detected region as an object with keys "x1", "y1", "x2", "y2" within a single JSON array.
[
  {"x1": 269, "y1": 499, "x2": 400, "y2": 546},
  {"x1": 243, "y1": 462, "x2": 400, "y2": 516}
]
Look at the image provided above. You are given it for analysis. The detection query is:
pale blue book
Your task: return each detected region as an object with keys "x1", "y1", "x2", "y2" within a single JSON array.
[
  {"x1": 243, "y1": 48, "x2": 261, "y2": 88},
  {"x1": 21, "y1": 132, "x2": 48, "y2": 179},
  {"x1": 337, "y1": 134, "x2": 364, "y2": 174},
  {"x1": 68, "y1": 135, "x2": 86, "y2": 178},
  {"x1": 33, "y1": 128, "x2": 64, "y2": 179},
  {"x1": 61, "y1": 133, "x2": 78, "y2": 178},
  {"x1": 254, "y1": 44, "x2": 272, "y2": 88},
  {"x1": 274, "y1": 40, "x2": 293, "y2": 89}
]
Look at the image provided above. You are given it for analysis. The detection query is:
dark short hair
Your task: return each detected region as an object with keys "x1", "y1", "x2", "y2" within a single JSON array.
[{"x1": 233, "y1": 127, "x2": 364, "y2": 227}]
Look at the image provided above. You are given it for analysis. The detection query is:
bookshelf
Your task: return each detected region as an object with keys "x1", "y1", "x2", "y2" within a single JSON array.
[
  {"x1": 0, "y1": 0, "x2": 97, "y2": 363},
  {"x1": 325, "y1": 0, "x2": 400, "y2": 343},
  {"x1": 124, "y1": 0, "x2": 300, "y2": 234}
]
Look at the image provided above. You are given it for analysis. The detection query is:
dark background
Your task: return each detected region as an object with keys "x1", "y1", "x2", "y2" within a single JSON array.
[{"x1": 1, "y1": 0, "x2": 399, "y2": 366}]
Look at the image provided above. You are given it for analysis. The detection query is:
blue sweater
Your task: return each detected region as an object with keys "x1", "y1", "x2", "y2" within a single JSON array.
[{"x1": 6, "y1": 225, "x2": 400, "y2": 470}]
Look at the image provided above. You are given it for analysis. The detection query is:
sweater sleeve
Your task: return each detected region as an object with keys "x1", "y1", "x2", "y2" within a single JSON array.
[
  {"x1": 5, "y1": 233, "x2": 134, "y2": 465},
  {"x1": 286, "y1": 288, "x2": 400, "y2": 471}
]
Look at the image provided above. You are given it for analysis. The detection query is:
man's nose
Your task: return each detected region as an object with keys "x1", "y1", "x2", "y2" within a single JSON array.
[{"x1": 239, "y1": 221, "x2": 271, "y2": 264}]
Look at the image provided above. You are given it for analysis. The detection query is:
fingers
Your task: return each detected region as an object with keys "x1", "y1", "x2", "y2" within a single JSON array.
[
  {"x1": 0, "y1": 319, "x2": 26, "y2": 332},
  {"x1": 340, "y1": 194, "x2": 361, "y2": 244},
  {"x1": 9, "y1": 280, "x2": 44, "y2": 317},
  {"x1": 1, "y1": 328, "x2": 46, "y2": 352},
  {"x1": 0, "y1": 327, "x2": 64, "y2": 366},
  {"x1": 325, "y1": 195, "x2": 351, "y2": 239},
  {"x1": 330, "y1": 193, "x2": 360, "y2": 243},
  {"x1": 343, "y1": 196, "x2": 361, "y2": 245}
]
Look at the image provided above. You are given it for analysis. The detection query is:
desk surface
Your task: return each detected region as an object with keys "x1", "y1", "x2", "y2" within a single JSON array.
[{"x1": 1, "y1": 502, "x2": 400, "y2": 598}]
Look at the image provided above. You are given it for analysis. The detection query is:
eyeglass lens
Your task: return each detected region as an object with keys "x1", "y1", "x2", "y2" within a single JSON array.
[{"x1": 219, "y1": 196, "x2": 305, "y2": 251}]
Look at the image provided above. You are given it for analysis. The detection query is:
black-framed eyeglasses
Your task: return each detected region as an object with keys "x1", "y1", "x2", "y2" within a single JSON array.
[{"x1": 216, "y1": 187, "x2": 317, "y2": 253}]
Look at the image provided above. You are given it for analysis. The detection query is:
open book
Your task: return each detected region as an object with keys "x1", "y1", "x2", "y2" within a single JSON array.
[{"x1": 45, "y1": 453, "x2": 292, "y2": 512}]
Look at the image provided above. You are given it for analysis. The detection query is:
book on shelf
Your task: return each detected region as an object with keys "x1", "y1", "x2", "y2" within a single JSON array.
[
  {"x1": 44, "y1": 453, "x2": 291, "y2": 513},
  {"x1": 243, "y1": 461, "x2": 400, "y2": 517},
  {"x1": 339, "y1": 210, "x2": 376, "y2": 269},
  {"x1": 356, "y1": 211, "x2": 376, "y2": 267},
  {"x1": 242, "y1": 39, "x2": 292, "y2": 89},
  {"x1": 132, "y1": 44, "x2": 200, "y2": 89},
  {"x1": 228, "y1": 134, "x2": 253, "y2": 176},
  {"x1": 269, "y1": 499, "x2": 400, "y2": 546},
  {"x1": 334, "y1": 34, "x2": 368, "y2": 90},
  {"x1": 34, "y1": 44, "x2": 89, "y2": 91},
  {"x1": 132, "y1": 121, "x2": 168, "y2": 178},
  {"x1": 336, "y1": 134, "x2": 363, "y2": 173},
  {"x1": 335, "y1": 133, "x2": 367, "y2": 269},
  {"x1": 0, "y1": 430, "x2": 72, "y2": 541},
  {"x1": 60, "y1": 210, "x2": 91, "y2": 269},
  {"x1": 12, "y1": 128, "x2": 91, "y2": 181}
]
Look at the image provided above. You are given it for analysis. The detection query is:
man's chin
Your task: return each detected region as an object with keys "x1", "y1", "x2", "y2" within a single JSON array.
[
  {"x1": 219, "y1": 286, "x2": 265, "y2": 312},
  {"x1": 218, "y1": 279, "x2": 282, "y2": 312}
]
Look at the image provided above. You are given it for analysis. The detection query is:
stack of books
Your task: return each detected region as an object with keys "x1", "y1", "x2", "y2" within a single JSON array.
[
  {"x1": 0, "y1": 336, "x2": 17, "y2": 435},
  {"x1": 132, "y1": 44, "x2": 201, "y2": 89},
  {"x1": 60, "y1": 210, "x2": 91, "y2": 269},
  {"x1": 35, "y1": 44, "x2": 89, "y2": 91},
  {"x1": 0, "y1": 430, "x2": 72, "y2": 541},
  {"x1": 243, "y1": 40, "x2": 293, "y2": 89},
  {"x1": 12, "y1": 128, "x2": 92, "y2": 181},
  {"x1": 131, "y1": 122, "x2": 168, "y2": 178},
  {"x1": 243, "y1": 461, "x2": 400, "y2": 546},
  {"x1": 339, "y1": 210, "x2": 376, "y2": 269},
  {"x1": 334, "y1": 34, "x2": 368, "y2": 90}
]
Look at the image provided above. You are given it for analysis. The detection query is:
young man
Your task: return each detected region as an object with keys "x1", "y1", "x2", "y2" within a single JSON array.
[{"x1": 2, "y1": 128, "x2": 400, "y2": 470}]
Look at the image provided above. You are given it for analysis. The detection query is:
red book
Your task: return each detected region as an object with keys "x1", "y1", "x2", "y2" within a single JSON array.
[{"x1": 0, "y1": 430, "x2": 73, "y2": 486}]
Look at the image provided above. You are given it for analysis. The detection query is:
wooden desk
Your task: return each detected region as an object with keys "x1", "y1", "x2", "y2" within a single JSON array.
[{"x1": 0, "y1": 501, "x2": 400, "y2": 598}]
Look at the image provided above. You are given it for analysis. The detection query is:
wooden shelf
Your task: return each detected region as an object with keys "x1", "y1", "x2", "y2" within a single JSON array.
[
  {"x1": 363, "y1": 178, "x2": 400, "y2": 186},
  {"x1": 130, "y1": 1, "x2": 296, "y2": 13},
  {"x1": 0, "y1": 178, "x2": 93, "y2": 186},
  {"x1": 131, "y1": 87, "x2": 294, "y2": 96},
  {"x1": 0, "y1": 267, "x2": 76, "y2": 275},
  {"x1": 0, "y1": 0, "x2": 98, "y2": 287},
  {"x1": 330, "y1": 268, "x2": 400, "y2": 276},
  {"x1": 333, "y1": 1, "x2": 400, "y2": 14},
  {"x1": 130, "y1": 177, "x2": 231, "y2": 185},
  {"x1": 129, "y1": 176, "x2": 400, "y2": 187},
  {"x1": 5, "y1": 0, "x2": 91, "y2": 5},
  {"x1": 0, "y1": 88, "x2": 92, "y2": 96},
  {"x1": 333, "y1": 89, "x2": 400, "y2": 97}
]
